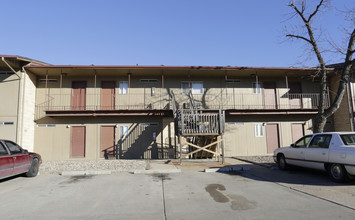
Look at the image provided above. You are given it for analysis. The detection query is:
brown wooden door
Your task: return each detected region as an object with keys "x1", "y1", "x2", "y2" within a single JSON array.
[
  {"x1": 100, "y1": 126, "x2": 115, "y2": 158},
  {"x1": 71, "y1": 126, "x2": 86, "y2": 157},
  {"x1": 71, "y1": 81, "x2": 86, "y2": 110},
  {"x1": 289, "y1": 82, "x2": 302, "y2": 109},
  {"x1": 291, "y1": 123, "x2": 304, "y2": 143},
  {"x1": 266, "y1": 123, "x2": 280, "y2": 153},
  {"x1": 263, "y1": 82, "x2": 277, "y2": 109},
  {"x1": 101, "y1": 81, "x2": 115, "y2": 110}
]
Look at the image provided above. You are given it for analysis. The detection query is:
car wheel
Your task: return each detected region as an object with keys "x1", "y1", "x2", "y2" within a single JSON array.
[
  {"x1": 26, "y1": 158, "x2": 39, "y2": 177},
  {"x1": 277, "y1": 154, "x2": 287, "y2": 170},
  {"x1": 328, "y1": 163, "x2": 347, "y2": 183}
]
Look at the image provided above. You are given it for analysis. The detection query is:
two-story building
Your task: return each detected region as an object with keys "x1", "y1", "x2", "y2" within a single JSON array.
[{"x1": 1, "y1": 55, "x2": 335, "y2": 161}]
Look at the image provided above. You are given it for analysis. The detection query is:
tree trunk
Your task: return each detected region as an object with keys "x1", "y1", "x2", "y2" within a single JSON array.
[{"x1": 313, "y1": 114, "x2": 327, "y2": 133}]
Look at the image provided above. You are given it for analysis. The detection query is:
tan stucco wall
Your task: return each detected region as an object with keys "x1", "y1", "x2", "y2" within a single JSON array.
[
  {"x1": 34, "y1": 117, "x2": 170, "y2": 161},
  {"x1": 0, "y1": 73, "x2": 20, "y2": 142},
  {"x1": 224, "y1": 115, "x2": 313, "y2": 156}
]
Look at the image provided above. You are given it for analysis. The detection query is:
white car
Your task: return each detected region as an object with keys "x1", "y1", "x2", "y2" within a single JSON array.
[{"x1": 274, "y1": 132, "x2": 355, "y2": 182}]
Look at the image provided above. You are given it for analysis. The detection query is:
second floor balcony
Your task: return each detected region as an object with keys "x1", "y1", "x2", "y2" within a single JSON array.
[{"x1": 35, "y1": 89, "x2": 329, "y2": 120}]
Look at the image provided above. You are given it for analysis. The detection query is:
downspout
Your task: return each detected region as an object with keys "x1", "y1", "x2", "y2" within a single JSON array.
[
  {"x1": 1, "y1": 57, "x2": 22, "y2": 144},
  {"x1": 347, "y1": 74, "x2": 355, "y2": 131}
]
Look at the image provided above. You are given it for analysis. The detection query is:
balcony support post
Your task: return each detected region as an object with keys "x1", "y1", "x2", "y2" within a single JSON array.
[
  {"x1": 60, "y1": 71, "x2": 63, "y2": 110},
  {"x1": 178, "y1": 135, "x2": 182, "y2": 164},
  {"x1": 161, "y1": 74, "x2": 164, "y2": 109},
  {"x1": 285, "y1": 74, "x2": 289, "y2": 108},
  {"x1": 128, "y1": 73, "x2": 131, "y2": 108},
  {"x1": 46, "y1": 71, "x2": 49, "y2": 110},
  {"x1": 94, "y1": 71, "x2": 97, "y2": 110}
]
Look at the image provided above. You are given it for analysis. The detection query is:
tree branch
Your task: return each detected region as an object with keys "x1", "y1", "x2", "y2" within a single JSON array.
[
  {"x1": 288, "y1": 3, "x2": 308, "y2": 24},
  {"x1": 286, "y1": 34, "x2": 312, "y2": 44},
  {"x1": 308, "y1": 0, "x2": 324, "y2": 22}
]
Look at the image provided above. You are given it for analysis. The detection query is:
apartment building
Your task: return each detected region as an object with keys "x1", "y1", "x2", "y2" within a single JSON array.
[{"x1": 1, "y1": 55, "x2": 335, "y2": 161}]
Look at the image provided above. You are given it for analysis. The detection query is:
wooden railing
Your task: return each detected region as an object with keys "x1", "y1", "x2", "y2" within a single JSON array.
[{"x1": 178, "y1": 110, "x2": 225, "y2": 135}]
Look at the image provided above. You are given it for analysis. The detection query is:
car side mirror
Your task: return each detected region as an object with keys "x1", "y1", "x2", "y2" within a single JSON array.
[
  {"x1": 290, "y1": 144, "x2": 296, "y2": 148},
  {"x1": 23, "y1": 149, "x2": 28, "y2": 154}
]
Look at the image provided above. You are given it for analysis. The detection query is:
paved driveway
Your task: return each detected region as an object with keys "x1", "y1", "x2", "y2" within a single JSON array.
[{"x1": 1, "y1": 159, "x2": 355, "y2": 220}]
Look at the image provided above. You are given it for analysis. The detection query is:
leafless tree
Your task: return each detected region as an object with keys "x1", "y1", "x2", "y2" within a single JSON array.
[{"x1": 286, "y1": 0, "x2": 355, "y2": 133}]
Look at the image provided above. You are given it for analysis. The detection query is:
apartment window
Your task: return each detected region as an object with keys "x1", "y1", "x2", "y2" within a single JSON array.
[
  {"x1": 140, "y1": 79, "x2": 158, "y2": 83},
  {"x1": 255, "y1": 124, "x2": 264, "y2": 137},
  {"x1": 119, "y1": 81, "x2": 128, "y2": 94},
  {"x1": 0, "y1": 71, "x2": 13, "y2": 75},
  {"x1": 37, "y1": 124, "x2": 56, "y2": 128},
  {"x1": 140, "y1": 123, "x2": 159, "y2": 127},
  {"x1": 225, "y1": 79, "x2": 241, "y2": 83},
  {"x1": 39, "y1": 79, "x2": 58, "y2": 83},
  {"x1": 181, "y1": 81, "x2": 203, "y2": 95},
  {"x1": 119, "y1": 125, "x2": 129, "y2": 139},
  {"x1": 0, "y1": 122, "x2": 14, "y2": 125},
  {"x1": 252, "y1": 82, "x2": 261, "y2": 94}
]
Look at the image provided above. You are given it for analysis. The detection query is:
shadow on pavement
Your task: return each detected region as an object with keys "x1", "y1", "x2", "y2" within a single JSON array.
[{"x1": 219, "y1": 162, "x2": 355, "y2": 186}]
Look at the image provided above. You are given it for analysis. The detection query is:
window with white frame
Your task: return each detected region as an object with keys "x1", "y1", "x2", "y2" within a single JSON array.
[
  {"x1": 119, "y1": 81, "x2": 128, "y2": 94},
  {"x1": 255, "y1": 123, "x2": 264, "y2": 137},
  {"x1": 181, "y1": 81, "x2": 204, "y2": 95},
  {"x1": 252, "y1": 82, "x2": 261, "y2": 94},
  {"x1": 119, "y1": 125, "x2": 129, "y2": 139}
]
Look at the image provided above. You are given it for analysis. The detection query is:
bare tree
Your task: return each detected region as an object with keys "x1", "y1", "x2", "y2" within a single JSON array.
[{"x1": 286, "y1": 0, "x2": 355, "y2": 133}]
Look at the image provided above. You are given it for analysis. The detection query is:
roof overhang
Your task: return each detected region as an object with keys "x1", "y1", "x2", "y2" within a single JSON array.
[
  {"x1": 24, "y1": 64, "x2": 336, "y2": 78},
  {"x1": 0, "y1": 55, "x2": 50, "y2": 71}
]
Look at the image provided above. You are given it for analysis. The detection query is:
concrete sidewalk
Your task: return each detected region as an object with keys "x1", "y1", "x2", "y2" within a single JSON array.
[
  {"x1": 133, "y1": 160, "x2": 181, "y2": 174},
  {"x1": 57, "y1": 157, "x2": 254, "y2": 176}
]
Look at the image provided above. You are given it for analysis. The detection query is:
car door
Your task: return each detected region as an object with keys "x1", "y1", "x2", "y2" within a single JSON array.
[
  {"x1": 304, "y1": 134, "x2": 331, "y2": 170},
  {"x1": 285, "y1": 135, "x2": 312, "y2": 166},
  {"x1": 0, "y1": 142, "x2": 14, "y2": 179},
  {"x1": 4, "y1": 141, "x2": 31, "y2": 175}
]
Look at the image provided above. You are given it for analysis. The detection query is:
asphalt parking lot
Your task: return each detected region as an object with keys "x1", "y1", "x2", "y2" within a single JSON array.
[{"x1": 1, "y1": 159, "x2": 355, "y2": 220}]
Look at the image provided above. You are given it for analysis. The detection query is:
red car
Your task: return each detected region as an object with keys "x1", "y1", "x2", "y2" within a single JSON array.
[{"x1": 0, "y1": 140, "x2": 41, "y2": 180}]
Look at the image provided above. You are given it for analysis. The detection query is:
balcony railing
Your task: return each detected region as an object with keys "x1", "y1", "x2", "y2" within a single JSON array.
[{"x1": 35, "y1": 91, "x2": 329, "y2": 119}]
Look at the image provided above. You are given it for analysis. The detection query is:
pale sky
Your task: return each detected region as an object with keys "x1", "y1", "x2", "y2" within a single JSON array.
[{"x1": 1, "y1": 0, "x2": 353, "y2": 67}]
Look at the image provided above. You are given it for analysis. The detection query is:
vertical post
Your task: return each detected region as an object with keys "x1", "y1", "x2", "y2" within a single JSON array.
[
  {"x1": 94, "y1": 71, "x2": 97, "y2": 110},
  {"x1": 347, "y1": 80, "x2": 355, "y2": 131},
  {"x1": 221, "y1": 134, "x2": 225, "y2": 164},
  {"x1": 161, "y1": 74, "x2": 164, "y2": 109},
  {"x1": 46, "y1": 71, "x2": 49, "y2": 109},
  {"x1": 181, "y1": 109, "x2": 185, "y2": 135},
  {"x1": 128, "y1": 73, "x2": 131, "y2": 108},
  {"x1": 285, "y1": 74, "x2": 289, "y2": 108},
  {"x1": 233, "y1": 87, "x2": 235, "y2": 109},
  {"x1": 59, "y1": 70, "x2": 63, "y2": 110},
  {"x1": 178, "y1": 135, "x2": 182, "y2": 164}
]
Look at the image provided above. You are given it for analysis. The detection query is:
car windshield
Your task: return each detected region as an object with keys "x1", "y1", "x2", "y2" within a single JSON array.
[
  {"x1": 340, "y1": 134, "x2": 355, "y2": 146},
  {"x1": 294, "y1": 136, "x2": 312, "y2": 148}
]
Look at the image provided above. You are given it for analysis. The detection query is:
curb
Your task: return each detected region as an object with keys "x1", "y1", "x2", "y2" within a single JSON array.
[
  {"x1": 133, "y1": 169, "x2": 181, "y2": 174},
  {"x1": 232, "y1": 157, "x2": 276, "y2": 168},
  {"x1": 61, "y1": 170, "x2": 112, "y2": 176},
  {"x1": 205, "y1": 167, "x2": 250, "y2": 173}
]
